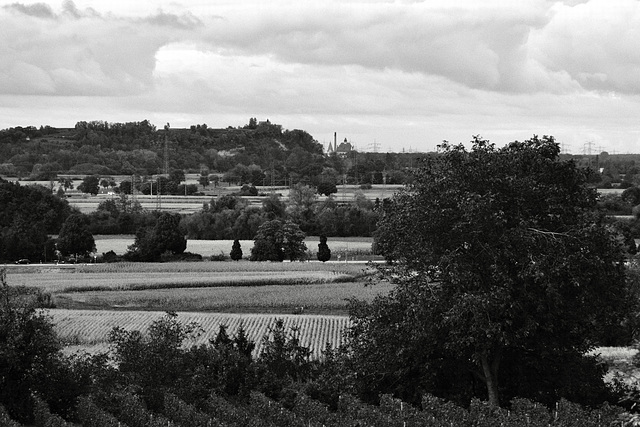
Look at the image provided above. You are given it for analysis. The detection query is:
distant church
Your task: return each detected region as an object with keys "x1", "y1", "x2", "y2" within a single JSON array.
[{"x1": 326, "y1": 132, "x2": 353, "y2": 158}]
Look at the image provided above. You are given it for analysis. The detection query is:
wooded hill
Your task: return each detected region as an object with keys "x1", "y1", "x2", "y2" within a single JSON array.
[{"x1": 0, "y1": 120, "x2": 421, "y2": 186}]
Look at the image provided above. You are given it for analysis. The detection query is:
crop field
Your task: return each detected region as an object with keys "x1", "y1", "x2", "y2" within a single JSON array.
[
  {"x1": 52, "y1": 310, "x2": 352, "y2": 359},
  {"x1": 6, "y1": 264, "x2": 365, "y2": 293},
  {"x1": 5, "y1": 261, "x2": 392, "y2": 356},
  {"x1": 6, "y1": 261, "x2": 372, "y2": 290},
  {"x1": 5, "y1": 260, "x2": 385, "y2": 315}
]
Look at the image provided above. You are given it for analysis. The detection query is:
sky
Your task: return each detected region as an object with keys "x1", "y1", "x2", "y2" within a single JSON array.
[{"x1": 1, "y1": 0, "x2": 640, "y2": 154}]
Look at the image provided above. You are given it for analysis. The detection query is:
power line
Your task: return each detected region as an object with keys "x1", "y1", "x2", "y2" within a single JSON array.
[{"x1": 583, "y1": 140, "x2": 595, "y2": 156}]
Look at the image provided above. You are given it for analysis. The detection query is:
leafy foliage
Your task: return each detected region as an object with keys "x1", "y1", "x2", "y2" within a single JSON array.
[
  {"x1": 359, "y1": 136, "x2": 631, "y2": 407},
  {"x1": 182, "y1": 191, "x2": 379, "y2": 240},
  {"x1": 317, "y1": 181, "x2": 338, "y2": 196},
  {"x1": 77, "y1": 175, "x2": 100, "y2": 195},
  {"x1": 56, "y1": 213, "x2": 95, "y2": 257},
  {"x1": 0, "y1": 179, "x2": 72, "y2": 262},
  {"x1": 125, "y1": 212, "x2": 187, "y2": 261},
  {"x1": 0, "y1": 269, "x2": 63, "y2": 424},
  {"x1": 255, "y1": 319, "x2": 312, "y2": 399},
  {"x1": 250, "y1": 219, "x2": 307, "y2": 262}
]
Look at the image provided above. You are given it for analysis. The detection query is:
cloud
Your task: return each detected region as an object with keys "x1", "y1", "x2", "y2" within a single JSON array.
[
  {"x1": 142, "y1": 10, "x2": 204, "y2": 29},
  {"x1": 193, "y1": 1, "x2": 563, "y2": 93},
  {"x1": 180, "y1": 0, "x2": 640, "y2": 95},
  {"x1": 3, "y1": 0, "x2": 640, "y2": 99},
  {"x1": 3, "y1": 2, "x2": 54, "y2": 18},
  {"x1": 0, "y1": 1, "x2": 199, "y2": 96},
  {"x1": 529, "y1": 0, "x2": 640, "y2": 93}
]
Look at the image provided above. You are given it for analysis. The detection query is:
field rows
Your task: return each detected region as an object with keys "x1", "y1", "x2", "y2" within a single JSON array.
[{"x1": 51, "y1": 309, "x2": 351, "y2": 359}]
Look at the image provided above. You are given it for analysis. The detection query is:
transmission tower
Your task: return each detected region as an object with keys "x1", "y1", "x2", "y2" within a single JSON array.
[{"x1": 583, "y1": 140, "x2": 595, "y2": 156}]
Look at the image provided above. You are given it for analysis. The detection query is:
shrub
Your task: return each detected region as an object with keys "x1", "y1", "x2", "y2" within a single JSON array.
[
  {"x1": 100, "y1": 250, "x2": 121, "y2": 263},
  {"x1": 238, "y1": 184, "x2": 258, "y2": 196},
  {"x1": 161, "y1": 251, "x2": 203, "y2": 262},
  {"x1": 210, "y1": 252, "x2": 228, "y2": 261}
]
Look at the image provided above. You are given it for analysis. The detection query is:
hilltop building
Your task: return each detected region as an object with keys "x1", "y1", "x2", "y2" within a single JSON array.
[{"x1": 326, "y1": 132, "x2": 353, "y2": 158}]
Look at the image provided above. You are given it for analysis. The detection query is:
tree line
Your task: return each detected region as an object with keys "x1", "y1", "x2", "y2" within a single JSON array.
[{"x1": 0, "y1": 179, "x2": 376, "y2": 263}]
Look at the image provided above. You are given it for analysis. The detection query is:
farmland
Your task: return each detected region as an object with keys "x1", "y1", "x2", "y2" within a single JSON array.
[
  {"x1": 5, "y1": 255, "x2": 392, "y2": 358},
  {"x1": 5, "y1": 260, "x2": 388, "y2": 314},
  {"x1": 52, "y1": 310, "x2": 351, "y2": 359}
]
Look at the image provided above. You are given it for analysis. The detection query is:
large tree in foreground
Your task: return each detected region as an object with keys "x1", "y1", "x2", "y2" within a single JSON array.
[{"x1": 350, "y1": 136, "x2": 631, "y2": 408}]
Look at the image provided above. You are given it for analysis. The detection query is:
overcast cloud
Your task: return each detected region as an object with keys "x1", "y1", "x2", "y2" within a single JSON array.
[{"x1": 1, "y1": 0, "x2": 639, "y2": 153}]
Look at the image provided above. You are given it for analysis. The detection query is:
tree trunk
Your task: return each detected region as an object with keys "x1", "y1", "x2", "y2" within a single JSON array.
[{"x1": 480, "y1": 350, "x2": 501, "y2": 407}]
